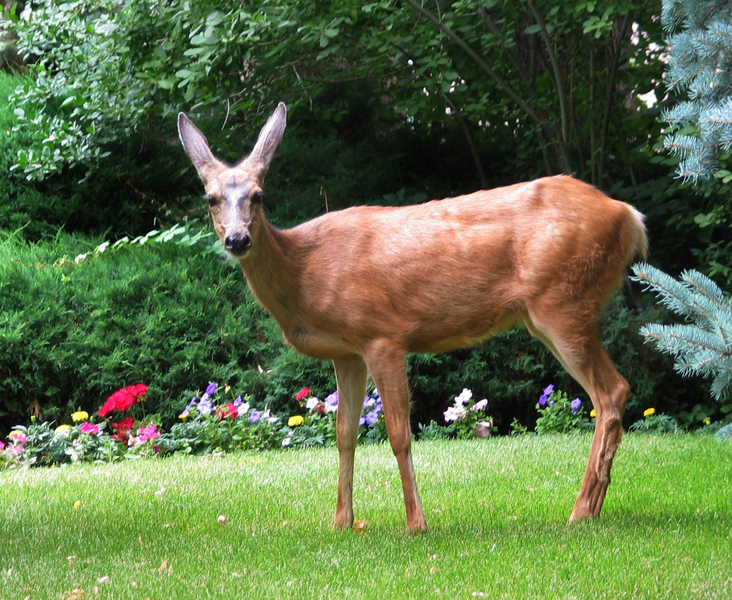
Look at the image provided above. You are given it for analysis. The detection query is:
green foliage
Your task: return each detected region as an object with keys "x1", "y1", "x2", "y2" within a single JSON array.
[
  {"x1": 534, "y1": 388, "x2": 591, "y2": 435},
  {"x1": 661, "y1": 0, "x2": 732, "y2": 181},
  {"x1": 509, "y1": 418, "x2": 529, "y2": 436},
  {"x1": 417, "y1": 420, "x2": 453, "y2": 441},
  {"x1": 0, "y1": 231, "x2": 337, "y2": 435},
  {"x1": 631, "y1": 263, "x2": 732, "y2": 400},
  {"x1": 628, "y1": 413, "x2": 682, "y2": 434}
]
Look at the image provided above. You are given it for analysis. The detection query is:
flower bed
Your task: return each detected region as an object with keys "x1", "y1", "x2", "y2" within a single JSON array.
[{"x1": 2, "y1": 381, "x2": 725, "y2": 470}]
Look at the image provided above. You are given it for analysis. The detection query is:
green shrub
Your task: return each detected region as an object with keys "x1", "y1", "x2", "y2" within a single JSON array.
[
  {"x1": 0, "y1": 231, "x2": 335, "y2": 436},
  {"x1": 0, "y1": 226, "x2": 714, "y2": 438},
  {"x1": 534, "y1": 386, "x2": 592, "y2": 435},
  {"x1": 629, "y1": 413, "x2": 682, "y2": 434}
]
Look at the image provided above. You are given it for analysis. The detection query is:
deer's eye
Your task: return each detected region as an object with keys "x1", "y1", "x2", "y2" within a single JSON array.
[
  {"x1": 252, "y1": 191, "x2": 263, "y2": 204},
  {"x1": 204, "y1": 194, "x2": 217, "y2": 207}
]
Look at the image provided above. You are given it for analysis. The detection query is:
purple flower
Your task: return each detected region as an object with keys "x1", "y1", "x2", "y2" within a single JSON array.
[
  {"x1": 205, "y1": 382, "x2": 217, "y2": 396},
  {"x1": 364, "y1": 409, "x2": 380, "y2": 426},
  {"x1": 324, "y1": 391, "x2": 339, "y2": 413},
  {"x1": 233, "y1": 396, "x2": 243, "y2": 407},
  {"x1": 359, "y1": 417, "x2": 366, "y2": 426},
  {"x1": 363, "y1": 397, "x2": 376, "y2": 408},
  {"x1": 179, "y1": 396, "x2": 197, "y2": 418},
  {"x1": 539, "y1": 384, "x2": 555, "y2": 406},
  {"x1": 249, "y1": 410, "x2": 262, "y2": 424},
  {"x1": 198, "y1": 397, "x2": 213, "y2": 415},
  {"x1": 570, "y1": 398, "x2": 582, "y2": 414}
]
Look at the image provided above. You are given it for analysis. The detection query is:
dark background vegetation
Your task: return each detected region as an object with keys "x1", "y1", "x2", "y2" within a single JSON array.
[{"x1": 1, "y1": 0, "x2": 730, "y2": 436}]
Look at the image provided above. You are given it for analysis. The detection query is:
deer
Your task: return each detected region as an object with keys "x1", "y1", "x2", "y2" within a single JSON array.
[{"x1": 177, "y1": 102, "x2": 648, "y2": 533}]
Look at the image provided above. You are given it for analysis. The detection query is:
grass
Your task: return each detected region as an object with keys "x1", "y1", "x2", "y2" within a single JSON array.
[{"x1": 2, "y1": 434, "x2": 730, "y2": 599}]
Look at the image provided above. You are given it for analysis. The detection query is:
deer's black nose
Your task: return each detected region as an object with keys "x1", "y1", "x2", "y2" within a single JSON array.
[{"x1": 225, "y1": 233, "x2": 252, "y2": 256}]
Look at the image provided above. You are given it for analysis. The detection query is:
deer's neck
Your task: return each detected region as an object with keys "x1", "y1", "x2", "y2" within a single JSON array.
[{"x1": 238, "y1": 215, "x2": 304, "y2": 331}]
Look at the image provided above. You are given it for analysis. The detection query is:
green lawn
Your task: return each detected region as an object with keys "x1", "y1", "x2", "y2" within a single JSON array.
[{"x1": 2, "y1": 434, "x2": 730, "y2": 599}]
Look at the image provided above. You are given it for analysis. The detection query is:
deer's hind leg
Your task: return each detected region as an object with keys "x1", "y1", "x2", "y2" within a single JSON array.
[{"x1": 525, "y1": 305, "x2": 630, "y2": 520}]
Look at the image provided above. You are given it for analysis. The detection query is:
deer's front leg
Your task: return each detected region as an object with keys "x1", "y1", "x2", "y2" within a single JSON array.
[
  {"x1": 332, "y1": 355, "x2": 368, "y2": 530},
  {"x1": 366, "y1": 343, "x2": 427, "y2": 533}
]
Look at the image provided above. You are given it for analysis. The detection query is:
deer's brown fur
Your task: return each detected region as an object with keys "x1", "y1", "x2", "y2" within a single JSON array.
[{"x1": 178, "y1": 103, "x2": 648, "y2": 531}]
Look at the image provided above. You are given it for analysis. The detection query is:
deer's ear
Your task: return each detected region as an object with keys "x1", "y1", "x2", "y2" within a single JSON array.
[
  {"x1": 178, "y1": 113, "x2": 223, "y2": 183},
  {"x1": 244, "y1": 102, "x2": 287, "y2": 179}
]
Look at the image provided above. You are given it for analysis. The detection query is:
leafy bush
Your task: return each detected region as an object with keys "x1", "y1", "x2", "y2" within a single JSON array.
[
  {"x1": 534, "y1": 385, "x2": 591, "y2": 435},
  {"x1": 628, "y1": 408, "x2": 682, "y2": 434},
  {"x1": 0, "y1": 231, "x2": 337, "y2": 436},
  {"x1": 442, "y1": 388, "x2": 494, "y2": 439},
  {"x1": 1, "y1": 226, "x2": 711, "y2": 437}
]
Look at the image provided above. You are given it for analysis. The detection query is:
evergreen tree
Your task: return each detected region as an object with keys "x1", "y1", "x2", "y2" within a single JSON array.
[
  {"x1": 631, "y1": 264, "x2": 732, "y2": 399},
  {"x1": 661, "y1": 0, "x2": 732, "y2": 181},
  {"x1": 632, "y1": 0, "x2": 732, "y2": 404}
]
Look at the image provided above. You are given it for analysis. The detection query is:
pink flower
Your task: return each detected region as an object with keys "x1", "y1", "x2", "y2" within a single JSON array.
[
  {"x1": 0, "y1": 441, "x2": 4, "y2": 450},
  {"x1": 128, "y1": 424, "x2": 160, "y2": 446},
  {"x1": 6, "y1": 444, "x2": 24, "y2": 455},
  {"x1": 9, "y1": 430, "x2": 27, "y2": 445},
  {"x1": 470, "y1": 399, "x2": 489, "y2": 412},
  {"x1": 80, "y1": 422, "x2": 100, "y2": 435}
]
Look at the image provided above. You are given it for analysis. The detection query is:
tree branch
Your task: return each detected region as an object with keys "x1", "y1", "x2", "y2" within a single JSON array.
[
  {"x1": 523, "y1": 0, "x2": 570, "y2": 146},
  {"x1": 403, "y1": 0, "x2": 553, "y2": 134},
  {"x1": 599, "y1": 11, "x2": 632, "y2": 187}
]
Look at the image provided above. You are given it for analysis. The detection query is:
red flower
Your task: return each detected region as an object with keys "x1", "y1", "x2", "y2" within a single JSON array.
[
  {"x1": 111, "y1": 417, "x2": 135, "y2": 443},
  {"x1": 216, "y1": 403, "x2": 238, "y2": 421},
  {"x1": 114, "y1": 417, "x2": 135, "y2": 431},
  {"x1": 98, "y1": 384, "x2": 148, "y2": 417},
  {"x1": 295, "y1": 387, "x2": 312, "y2": 401}
]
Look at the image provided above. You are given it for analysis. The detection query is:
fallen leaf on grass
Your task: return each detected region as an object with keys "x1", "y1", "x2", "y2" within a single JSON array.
[
  {"x1": 353, "y1": 520, "x2": 367, "y2": 534},
  {"x1": 62, "y1": 589, "x2": 84, "y2": 600},
  {"x1": 218, "y1": 515, "x2": 227, "y2": 524},
  {"x1": 157, "y1": 560, "x2": 168, "y2": 574},
  {"x1": 73, "y1": 500, "x2": 81, "y2": 510},
  {"x1": 96, "y1": 575, "x2": 110, "y2": 585}
]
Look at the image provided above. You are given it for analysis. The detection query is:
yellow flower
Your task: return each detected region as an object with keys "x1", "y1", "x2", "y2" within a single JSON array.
[
  {"x1": 590, "y1": 409, "x2": 596, "y2": 418},
  {"x1": 55, "y1": 424, "x2": 72, "y2": 435},
  {"x1": 643, "y1": 408, "x2": 655, "y2": 417},
  {"x1": 288, "y1": 415, "x2": 305, "y2": 427},
  {"x1": 703, "y1": 417, "x2": 711, "y2": 425},
  {"x1": 71, "y1": 411, "x2": 89, "y2": 422}
]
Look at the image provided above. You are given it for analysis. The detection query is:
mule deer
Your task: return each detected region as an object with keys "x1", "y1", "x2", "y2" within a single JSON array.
[{"x1": 178, "y1": 102, "x2": 647, "y2": 532}]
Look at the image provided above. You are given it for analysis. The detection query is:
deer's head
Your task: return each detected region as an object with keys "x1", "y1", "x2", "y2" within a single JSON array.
[{"x1": 177, "y1": 103, "x2": 287, "y2": 258}]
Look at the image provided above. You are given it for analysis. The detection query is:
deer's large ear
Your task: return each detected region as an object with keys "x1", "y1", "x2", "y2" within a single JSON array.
[
  {"x1": 178, "y1": 113, "x2": 223, "y2": 183},
  {"x1": 244, "y1": 102, "x2": 287, "y2": 179}
]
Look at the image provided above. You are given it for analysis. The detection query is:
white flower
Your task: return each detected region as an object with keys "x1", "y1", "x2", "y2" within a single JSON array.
[
  {"x1": 470, "y1": 399, "x2": 488, "y2": 412},
  {"x1": 455, "y1": 388, "x2": 473, "y2": 406},
  {"x1": 305, "y1": 397, "x2": 319, "y2": 410},
  {"x1": 444, "y1": 405, "x2": 466, "y2": 423},
  {"x1": 74, "y1": 253, "x2": 88, "y2": 264},
  {"x1": 96, "y1": 241, "x2": 110, "y2": 254},
  {"x1": 282, "y1": 437, "x2": 291, "y2": 447},
  {"x1": 238, "y1": 402, "x2": 250, "y2": 416},
  {"x1": 267, "y1": 416, "x2": 279, "y2": 424}
]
